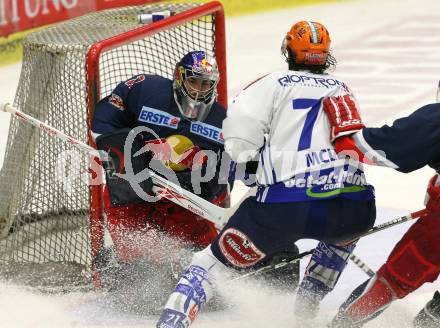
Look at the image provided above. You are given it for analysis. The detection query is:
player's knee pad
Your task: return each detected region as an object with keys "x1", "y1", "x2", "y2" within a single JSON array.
[{"x1": 381, "y1": 240, "x2": 440, "y2": 298}]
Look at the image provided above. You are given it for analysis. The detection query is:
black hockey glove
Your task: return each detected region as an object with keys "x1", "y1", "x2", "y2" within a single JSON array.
[{"x1": 95, "y1": 128, "x2": 153, "y2": 205}]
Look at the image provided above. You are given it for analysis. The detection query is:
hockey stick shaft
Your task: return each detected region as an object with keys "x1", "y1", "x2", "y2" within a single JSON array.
[
  {"x1": 344, "y1": 209, "x2": 429, "y2": 278},
  {"x1": 228, "y1": 250, "x2": 313, "y2": 283},
  {"x1": 1, "y1": 102, "x2": 226, "y2": 228},
  {"x1": 230, "y1": 208, "x2": 428, "y2": 282},
  {"x1": 349, "y1": 253, "x2": 375, "y2": 277},
  {"x1": 1, "y1": 102, "x2": 101, "y2": 157},
  {"x1": 357, "y1": 208, "x2": 428, "y2": 239}
]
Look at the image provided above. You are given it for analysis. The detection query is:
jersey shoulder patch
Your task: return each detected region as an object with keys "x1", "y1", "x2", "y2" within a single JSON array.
[{"x1": 124, "y1": 74, "x2": 146, "y2": 89}]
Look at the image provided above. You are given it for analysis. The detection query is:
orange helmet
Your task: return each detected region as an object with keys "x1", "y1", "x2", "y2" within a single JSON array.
[{"x1": 281, "y1": 21, "x2": 331, "y2": 66}]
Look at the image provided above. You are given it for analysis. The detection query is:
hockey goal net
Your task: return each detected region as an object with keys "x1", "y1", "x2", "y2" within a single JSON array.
[{"x1": 0, "y1": 1, "x2": 226, "y2": 292}]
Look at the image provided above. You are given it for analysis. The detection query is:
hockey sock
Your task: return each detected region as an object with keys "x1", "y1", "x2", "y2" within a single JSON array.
[
  {"x1": 157, "y1": 246, "x2": 229, "y2": 328},
  {"x1": 329, "y1": 274, "x2": 395, "y2": 328}
]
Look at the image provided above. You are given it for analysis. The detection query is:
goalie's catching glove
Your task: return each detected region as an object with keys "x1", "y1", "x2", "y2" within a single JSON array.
[{"x1": 323, "y1": 95, "x2": 365, "y2": 142}]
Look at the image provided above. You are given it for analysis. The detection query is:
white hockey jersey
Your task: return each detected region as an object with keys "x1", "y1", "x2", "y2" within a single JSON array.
[{"x1": 223, "y1": 70, "x2": 374, "y2": 203}]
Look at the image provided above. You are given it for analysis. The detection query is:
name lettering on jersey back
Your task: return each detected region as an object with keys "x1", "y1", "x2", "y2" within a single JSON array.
[
  {"x1": 190, "y1": 121, "x2": 224, "y2": 144},
  {"x1": 305, "y1": 148, "x2": 338, "y2": 167},
  {"x1": 278, "y1": 74, "x2": 349, "y2": 91},
  {"x1": 138, "y1": 107, "x2": 180, "y2": 129}
]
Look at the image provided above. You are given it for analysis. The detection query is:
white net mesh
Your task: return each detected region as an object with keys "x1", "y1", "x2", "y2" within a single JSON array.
[{"x1": 0, "y1": 2, "x2": 222, "y2": 291}]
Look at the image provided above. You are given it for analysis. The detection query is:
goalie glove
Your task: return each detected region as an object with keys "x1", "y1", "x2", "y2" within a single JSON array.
[
  {"x1": 323, "y1": 95, "x2": 365, "y2": 142},
  {"x1": 96, "y1": 129, "x2": 153, "y2": 205},
  {"x1": 146, "y1": 135, "x2": 208, "y2": 172},
  {"x1": 425, "y1": 174, "x2": 440, "y2": 213}
]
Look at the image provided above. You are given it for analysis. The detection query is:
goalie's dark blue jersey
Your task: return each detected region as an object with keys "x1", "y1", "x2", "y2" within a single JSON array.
[
  {"x1": 353, "y1": 103, "x2": 440, "y2": 173},
  {"x1": 92, "y1": 74, "x2": 226, "y2": 153}
]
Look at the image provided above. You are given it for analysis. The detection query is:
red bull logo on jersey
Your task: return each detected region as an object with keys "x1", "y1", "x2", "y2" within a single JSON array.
[
  {"x1": 108, "y1": 93, "x2": 124, "y2": 111},
  {"x1": 190, "y1": 121, "x2": 224, "y2": 144},
  {"x1": 138, "y1": 107, "x2": 180, "y2": 129},
  {"x1": 278, "y1": 74, "x2": 349, "y2": 91}
]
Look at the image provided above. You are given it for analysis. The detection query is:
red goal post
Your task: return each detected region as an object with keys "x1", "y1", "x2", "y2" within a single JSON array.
[{"x1": 0, "y1": 1, "x2": 227, "y2": 291}]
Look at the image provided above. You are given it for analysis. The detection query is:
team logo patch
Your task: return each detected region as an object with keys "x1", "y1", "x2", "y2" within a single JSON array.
[
  {"x1": 108, "y1": 93, "x2": 124, "y2": 110},
  {"x1": 219, "y1": 228, "x2": 265, "y2": 268},
  {"x1": 138, "y1": 107, "x2": 180, "y2": 129},
  {"x1": 190, "y1": 121, "x2": 224, "y2": 144},
  {"x1": 124, "y1": 75, "x2": 145, "y2": 89}
]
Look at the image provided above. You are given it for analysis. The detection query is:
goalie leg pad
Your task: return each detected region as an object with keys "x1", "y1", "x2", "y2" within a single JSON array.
[
  {"x1": 151, "y1": 199, "x2": 218, "y2": 249},
  {"x1": 103, "y1": 185, "x2": 157, "y2": 262}
]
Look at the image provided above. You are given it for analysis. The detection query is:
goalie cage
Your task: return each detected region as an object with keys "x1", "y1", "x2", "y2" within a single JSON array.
[{"x1": 0, "y1": 1, "x2": 227, "y2": 292}]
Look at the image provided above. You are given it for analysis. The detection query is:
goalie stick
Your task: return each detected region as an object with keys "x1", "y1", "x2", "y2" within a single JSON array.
[
  {"x1": 229, "y1": 208, "x2": 428, "y2": 282},
  {"x1": 0, "y1": 102, "x2": 227, "y2": 229}
]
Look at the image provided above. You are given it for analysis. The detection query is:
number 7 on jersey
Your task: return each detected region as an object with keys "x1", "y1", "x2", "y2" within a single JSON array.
[{"x1": 292, "y1": 98, "x2": 323, "y2": 151}]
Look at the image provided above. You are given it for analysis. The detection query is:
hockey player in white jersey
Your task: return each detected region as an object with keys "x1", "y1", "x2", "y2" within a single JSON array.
[{"x1": 156, "y1": 21, "x2": 376, "y2": 328}]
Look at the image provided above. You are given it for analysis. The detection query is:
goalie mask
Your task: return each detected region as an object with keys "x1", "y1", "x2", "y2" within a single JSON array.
[
  {"x1": 281, "y1": 21, "x2": 331, "y2": 66},
  {"x1": 173, "y1": 51, "x2": 219, "y2": 121}
]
